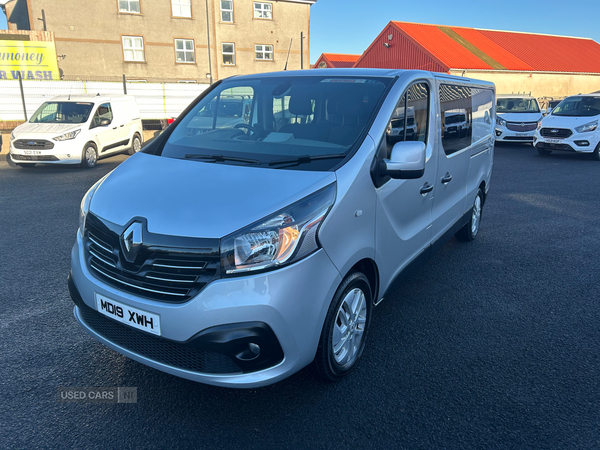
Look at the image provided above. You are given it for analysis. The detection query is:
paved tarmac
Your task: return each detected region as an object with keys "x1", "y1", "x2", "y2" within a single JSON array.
[{"x1": 1, "y1": 144, "x2": 599, "y2": 449}]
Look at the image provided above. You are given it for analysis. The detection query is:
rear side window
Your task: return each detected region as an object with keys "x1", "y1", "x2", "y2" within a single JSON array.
[
  {"x1": 385, "y1": 82, "x2": 429, "y2": 157},
  {"x1": 471, "y1": 88, "x2": 494, "y2": 143},
  {"x1": 440, "y1": 84, "x2": 473, "y2": 156}
]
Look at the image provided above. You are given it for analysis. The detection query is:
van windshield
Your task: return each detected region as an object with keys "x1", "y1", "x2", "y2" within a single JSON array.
[
  {"x1": 161, "y1": 75, "x2": 392, "y2": 171},
  {"x1": 552, "y1": 96, "x2": 600, "y2": 117},
  {"x1": 496, "y1": 98, "x2": 540, "y2": 113},
  {"x1": 30, "y1": 102, "x2": 94, "y2": 124},
  {"x1": 445, "y1": 114, "x2": 466, "y2": 124}
]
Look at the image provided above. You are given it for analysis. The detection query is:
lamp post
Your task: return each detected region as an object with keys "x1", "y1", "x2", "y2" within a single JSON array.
[{"x1": 204, "y1": 0, "x2": 213, "y2": 85}]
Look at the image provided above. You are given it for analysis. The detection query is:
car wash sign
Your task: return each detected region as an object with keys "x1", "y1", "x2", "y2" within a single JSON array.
[{"x1": 0, "y1": 40, "x2": 60, "y2": 81}]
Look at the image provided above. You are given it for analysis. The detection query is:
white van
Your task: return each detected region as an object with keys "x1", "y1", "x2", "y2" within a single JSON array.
[
  {"x1": 68, "y1": 69, "x2": 495, "y2": 388},
  {"x1": 9, "y1": 94, "x2": 143, "y2": 169},
  {"x1": 495, "y1": 94, "x2": 542, "y2": 144}
]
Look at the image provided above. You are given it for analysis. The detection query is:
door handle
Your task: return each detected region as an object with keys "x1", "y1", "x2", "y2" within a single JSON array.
[
  {"x1": 120, "y1": 124, "x2": 124, "y2": 127},
  {"x1": 112, "y1": 127, "x2": 117, "y2": 130},
  {"x1": 420, "y1": 182, "x2": 433, "y2": 195},
  {"x1": 441, "y1": 172, "x2": 453, "y2": 184}
]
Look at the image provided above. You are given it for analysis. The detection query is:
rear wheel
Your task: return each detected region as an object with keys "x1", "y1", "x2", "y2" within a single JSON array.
[
  {"x1": 128, "y1": 133, "x2": 142, "y2": 155},
  {"x1": 537, "y1": 147, "x2": 552, "y2": 156},
  {"x1": 80, "y1": 143, "x2": 98, "y2": 169},
  {"x1": 313, "y1": 271, "x2": 372, "y2": 381},
  {"x1": 456, "y1": 189, "x2": 483, "y2": 242}
]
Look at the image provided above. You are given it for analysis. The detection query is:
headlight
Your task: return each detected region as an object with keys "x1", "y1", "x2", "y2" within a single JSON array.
[
  {"x1": 53, "y1": 129, "x2": 81, "y2": 141},
  {"x1": 537, "y1": 120, "x2": 542, "y2": 130},
  {"x1": 575, "y1": 121, "x2": 598, "y2": 133},
  {"x1": 496, "y1": 117, "x2": 506, "y2": 127},
  {"x1": 79, "y1": 174, "x2": 109, "y2": 236},
  {"x1": 221, "y1": 183, "x2": 336, "y2": 275}
]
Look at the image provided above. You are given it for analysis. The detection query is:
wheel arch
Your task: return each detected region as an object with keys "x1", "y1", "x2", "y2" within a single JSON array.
[{"x1": 344, "y1": 258, "x2": 379, "y2": 305}]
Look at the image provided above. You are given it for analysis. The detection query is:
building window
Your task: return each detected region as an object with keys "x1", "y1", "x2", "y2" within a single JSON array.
[
  {"x1": 175, "y1": 39, "x2": 195, "y2": 63},
  {"x1": 122, "y1": 36, "x2": 145, "y2": 62},
  {"x1": 222, "y1": 43, "x2": 235, "y2": 65},
  {"x1": 255, "y1": 44, "x2": 273, "y2": 60},
  {"x1": 171, "y1": 0, "x2": 191, "y2": 18},
  {"x1": 253, "y1": 2, "x2": 272, "y2": 19},
  {"x1": 118, "y1": 0, "x2": 140, "y2": 13},
  {"x1": 220, "y1": 0, "x2": 233, "y2": 22}
]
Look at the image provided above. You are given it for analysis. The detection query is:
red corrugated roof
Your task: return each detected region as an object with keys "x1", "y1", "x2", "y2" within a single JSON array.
[
  {"x1": 315, "y1": 53, "x2": 361, "y2": 68},
  {"x1": 393, "y1": 22, "x2": 492, "y2": 70},
  {"x1": 387, "y1": 21, "x2": 600, "y2": 73}
]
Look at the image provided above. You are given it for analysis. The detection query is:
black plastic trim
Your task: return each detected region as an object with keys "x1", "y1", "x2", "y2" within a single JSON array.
[{"x1": 102, "y1": 138, "x2": 130, "y2": 153}]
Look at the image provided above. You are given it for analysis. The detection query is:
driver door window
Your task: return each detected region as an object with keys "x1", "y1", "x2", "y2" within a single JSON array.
[{"x1": 91, "y1": 103, "x2": 113, "y2": 128}]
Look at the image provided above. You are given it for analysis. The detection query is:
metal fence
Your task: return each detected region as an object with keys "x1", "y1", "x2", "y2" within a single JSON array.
[{"x1": 0, "y1": 74, "x2": 209, "y2": 123}]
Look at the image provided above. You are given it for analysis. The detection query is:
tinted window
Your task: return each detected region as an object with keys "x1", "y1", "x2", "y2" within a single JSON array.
[
  {"x1": 552, "y1": 96, "x2": 600, "y2": 117},
  {"x1": 30, "y1": 102, "x2": 93, "y2": 124},
  {"x1": 440, "y1": 85, "x2": 473, "y2": 155},
  {"x1": 471, "y1": 88, "x2": 494, "y2": 143},
  {"x1": 385, "y1": 82, "x2": 429, "y2": 156},
  {"x1": 162, "y1": 76, "x2": 392, "y2": 171},
  {"x1": 496, "y1": 97, "x2": 539, "y2": 113},
  {"x1": 91, "y1": 103, "x2": 113, "y2": 128}
]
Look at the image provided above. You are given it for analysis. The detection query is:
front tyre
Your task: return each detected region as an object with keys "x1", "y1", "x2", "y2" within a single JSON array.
[
  {"x1": 80, "y1": 143, "x2": 98, "y2": 169},
  {"x1": 313, "y1": 271, "x2": 372, "y2": 381},
  {"x1": 128, "y1": 133, "x2": 142, "y2": 155},
  {"x1": 593, "y1": 142, "x2": 600, "y2": 161},
  {"x1": 456, "y1": 188, "x2": 483, "y2": 242}
]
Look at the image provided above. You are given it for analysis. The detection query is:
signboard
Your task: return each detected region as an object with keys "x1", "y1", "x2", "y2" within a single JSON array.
[{"x1": 0, "y1": 40, "x2": 60, "y2": 81}]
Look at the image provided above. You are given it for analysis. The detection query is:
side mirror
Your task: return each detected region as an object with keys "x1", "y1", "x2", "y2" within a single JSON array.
[
  {"x1": 99, "y1": 118, "x2": 111, "y2": 126},
  {"x1": 541, "y1": 109, "x2": 547, "y2": 115},
  {"x1": 380, "y1": 141, "x2": 426, "y2": 179}
]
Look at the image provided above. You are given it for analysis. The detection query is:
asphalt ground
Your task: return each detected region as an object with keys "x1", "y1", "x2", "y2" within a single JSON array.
[{"x1": 1, "y1": 144, "x2": 599, "y2": 449}]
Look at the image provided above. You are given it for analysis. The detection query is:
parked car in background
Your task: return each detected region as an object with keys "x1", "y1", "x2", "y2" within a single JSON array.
[
  {"x1": 9, "y1": 95, "x2": 143, "y2": 169},
  {"x1": 68, "y1": 69, "x2": 495, "y2": 388},
  {"x1": 495, "y1": 94, "x2": 542, "y2": 145},
  {"x1": 546, "y1": 99, "x2": 562, "y2": 115},
  {"x1": 534, "y1": 94, "x2": 600, "y2": 160}
]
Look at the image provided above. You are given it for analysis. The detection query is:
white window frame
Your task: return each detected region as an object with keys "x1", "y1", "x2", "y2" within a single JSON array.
[
  {"x1": 220, "y1": 0, "x2": 233, "y2": 23},
  {"x1": 118, "y1": 0, "x2": 141, "y2": 14},
  {"x1": 255, "y1": 44, "x2": 273, "y2": 61},
  {"x1": 175, "y1": 38, "x2": 196, "y2": 64},
  {"x1": 122, "y1": 36, "x2": 145, "y2": 62},
  {"x1": 171, "y1": 0, "x2": 192, "y2": 18},
  {"x1": 253, "y1": 2, "x2": 272, "y2": 19},
  {"x1": 222, "y1": 43, "x2": 235, "y2": 65}
]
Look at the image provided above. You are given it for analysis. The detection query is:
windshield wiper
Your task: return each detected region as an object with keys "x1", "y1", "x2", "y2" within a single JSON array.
[
  {"x1": 184, "y1": 154, "x2": 262, "y2": 165},
  {"x1": 268, "y1": 153, "x2": 347, "y2": 167}
]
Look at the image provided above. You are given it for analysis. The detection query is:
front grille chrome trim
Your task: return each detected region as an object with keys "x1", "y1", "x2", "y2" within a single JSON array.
[
  {"x1": 89, "y1": 249, "x2": 117, "y2": 268},
  {"x1": 90, "y1": 264, "x2": 188, "y2": 297}
]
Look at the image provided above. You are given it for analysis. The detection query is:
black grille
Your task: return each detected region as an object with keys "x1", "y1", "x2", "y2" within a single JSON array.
[
  {"x1": 540, "y1": 128, "x2": 573, "y2": 138},
  {"x1": 13, "y1": 139, "x2": 54, "y2": 150},
  {"x1": 503, "y1": 136, "x2": 534, "y2": 141},
  {"x1": 85, "y1": 213, "x2": 220, "y2": 303},
  {"x1": 506, "y1": 122, "x2": 537, "y2": 132},
  {"x1": 78, "y1": 302, "x2": 242, "y2": 374},
  {"x1": 535, "y1": 142, "x2": 575, "y2": 151},
  {"x1": 11, "y1": 154, "x2": 59, "y2": 161}
]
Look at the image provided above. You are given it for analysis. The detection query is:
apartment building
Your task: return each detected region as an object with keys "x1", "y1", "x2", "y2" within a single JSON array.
[{"x1": 3, "y1": 0, "x2": 315, "y2": 81}]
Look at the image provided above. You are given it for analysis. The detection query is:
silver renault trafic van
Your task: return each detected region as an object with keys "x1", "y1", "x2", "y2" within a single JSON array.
[{"x1": 68, "y1": 69, "x2": 495, "y2": 388}]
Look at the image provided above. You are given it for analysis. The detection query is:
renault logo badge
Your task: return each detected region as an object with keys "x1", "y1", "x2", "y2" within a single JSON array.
[{"x1": 120, "y1": 221, "x2": 143, "y2": 263}]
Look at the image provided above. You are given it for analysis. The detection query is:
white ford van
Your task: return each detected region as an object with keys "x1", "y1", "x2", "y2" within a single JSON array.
[
  {"x1": 534, "y1": 94, "x2": 600, "y2": 160},
  {"x1": 9, "y1": 94, "x2": 143, "y2": 169},
  {"x1": 68, "y1": 69, "x2": 495, "y2": 388}
]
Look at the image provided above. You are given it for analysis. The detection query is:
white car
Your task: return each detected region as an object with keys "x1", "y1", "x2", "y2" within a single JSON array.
[
  {"x1": 534, "y1": 94, "x2": 600, "y2": 160},
  {"x1": 495, "y1": 94, "x2": 542, "y2": 145},
  {"x1": 9, "y1": 94, "x2": 143, "y2": 169}
]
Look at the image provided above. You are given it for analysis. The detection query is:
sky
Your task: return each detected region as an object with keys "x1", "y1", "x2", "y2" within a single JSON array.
[{"x1": 1, "y1": 0, "x2": 599, "y2": 65}]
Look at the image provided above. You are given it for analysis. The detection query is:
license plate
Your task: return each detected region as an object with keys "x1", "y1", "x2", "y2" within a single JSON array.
[
  {"x1": 515, "y1": 133, "x2": 530, "y2": 137},
  {"x1": 24, "y1": 150, "x2": 42, "y2": 155},
  {"x1": 545, "y1": 139, "x2": 561, "y2": 143},
  {"x1": 95, "y1": 293, "x2": 161, "y2": 335}
]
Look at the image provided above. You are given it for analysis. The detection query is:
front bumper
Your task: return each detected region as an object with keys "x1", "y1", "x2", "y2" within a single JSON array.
[
  {"x1": 495, "y1": 126, "x2": 535, "y2": 143},
  {"x1": 533, "y1": 132, "x2": 599, "y2": 153},
  {"x1": 10, "y1": 139, "x2": 85, "y2": 164},
  {"x1": 69, "y1": 232, "x2": 342, "y2": 388}
]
